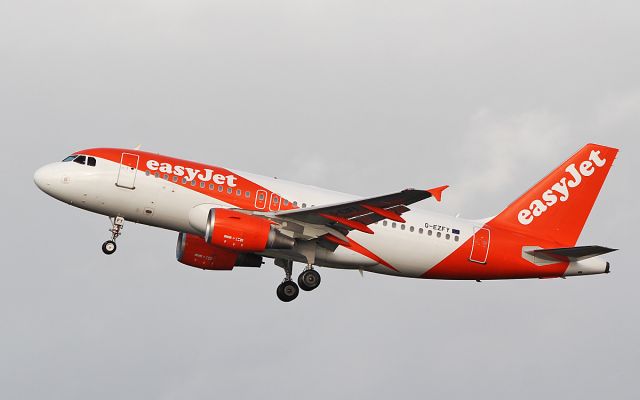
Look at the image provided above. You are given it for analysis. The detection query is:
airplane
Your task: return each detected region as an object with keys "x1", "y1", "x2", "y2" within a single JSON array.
[{"x1": 34, "y1": 143, "x2": 619, "y2": 302}]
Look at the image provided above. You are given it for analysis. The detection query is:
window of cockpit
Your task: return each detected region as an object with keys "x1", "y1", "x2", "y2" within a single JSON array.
[
  {"x1": 87, "y1": 157, "x2": 96, "y2": 167},
  {"x1": 62, "y1": 155, "x2": 76, "y2": 162},
  {"x1": 73, "y1": 155, "x2": 86, "y2": 165}
]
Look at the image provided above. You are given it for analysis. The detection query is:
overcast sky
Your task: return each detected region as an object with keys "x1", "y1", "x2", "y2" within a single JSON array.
[{"x1": 1, "y1": 1, "x2": 639, "y2": 399}]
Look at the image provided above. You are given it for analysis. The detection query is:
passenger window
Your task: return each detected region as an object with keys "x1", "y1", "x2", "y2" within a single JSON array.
[
  {"x1": 446, "y1": 234, "x2": 450, "y2": 240},
  {"x1": 191, "y1": 180, "x2": 196, "y2": 186},
  {"x1": 227, "y1": 187, "x2": 233, "y2": 194},
  {"x1": 419, "y1": 228, "x2": 424, "y2": 234},
  {"x1": 259, "y1": 193, "x2": 265, "y2": 200},
  {"x1": 218, "y1": 186, "x2": 223, "y2": 192},
  {"x1": 454, "y1": 236, "x2": 460, "y2": 242},
  {"x1": 293, "y1": 201, "x2": 298, "y2": 206},
  {"x1": 173, "y1": 176, "x2": 178, "y2": 183},
  {"x1": 182, "y1": 178, "x2": 187, "y2": 184},
  {"x1": 154, "y1": 172, "x2": 160, "y2": 178},
  {"x1": 245, "y1": 191, "x2": 251, "y2": 198},
  {"x1": 283, "y1": 199, "x2": 288, "y2": 206},
  {"x1": 87, "y1": 157, "x2": 96, "y2": 167},
  {"x1": 428, "y1": 230, "x2": 433, "y2": 236},
  {"x1": 392, "y1": 222, "x2": 396, "y2": 228},
  {"x1": 401, "y1": 224, "x2": 405, "y2": 230},
  {"x1": 437, "y1": 232, "x2": 442, "y2": 238},
  {"x1": 236, "y1": 189, "x2": 242, "y2": 196},
  {"x1": 164, "y1": 174, "x2": 169, "y2": 180},
  {"x1": 62, "y1": 155, "x2": 76, "y2": 162},
  {"x1": 273, "y1": 197, "x2": 279, "y2": 204},
  {"x1": 200, "y1": 182, "x2": 205, "y2": 188},
  {"x1": 383, "y1": 220, "x2": 388, "y2": 226},
  {"x1": 73, "y1": 155, "x2": 86, "y2": 165},
  {"x1": 145, "y1": 171, "x2": 150, "y2": 176},
  {"x1": 302, "y1": 203, "x2": 307, "y2": 208},
  {"x1": 410, "y1": 226, "x2": 415, "y2": 232}
]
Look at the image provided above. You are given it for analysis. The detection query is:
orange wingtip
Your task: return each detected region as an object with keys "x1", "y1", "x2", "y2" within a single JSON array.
[{"x1": 427, "y1": 185, "x2": 449, "y2": 202}]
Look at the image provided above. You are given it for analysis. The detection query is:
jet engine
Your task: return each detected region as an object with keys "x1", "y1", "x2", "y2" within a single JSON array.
[
  {"x1": 204, "y1": 208, "x2": 294, "y2": 252},
  {"x1": 176, "y1": 232, "x2": 263, "y2": 270}
]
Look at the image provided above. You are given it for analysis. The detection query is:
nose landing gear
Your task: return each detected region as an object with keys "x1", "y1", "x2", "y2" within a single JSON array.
[{"x1": 102, "y1": 216, "x2": 125, "y2": 255}]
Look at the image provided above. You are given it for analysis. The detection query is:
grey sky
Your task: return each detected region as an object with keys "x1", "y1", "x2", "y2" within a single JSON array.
[{"x1": 1, "y1": 1, "x2": 639, "y2": 399}]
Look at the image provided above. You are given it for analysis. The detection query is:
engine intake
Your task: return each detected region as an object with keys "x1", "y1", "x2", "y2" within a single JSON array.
[{"x1": 204, "y1": 208, "x2": 294, "y2": 252}]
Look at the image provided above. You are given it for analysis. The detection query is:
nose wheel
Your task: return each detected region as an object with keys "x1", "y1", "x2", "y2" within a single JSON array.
[
  {"x1": 102, "y1": 216, "x2": 125, "y2": 255},
  {"x1": 102, "y1": 240, "x2": 117, "y2": 255}
]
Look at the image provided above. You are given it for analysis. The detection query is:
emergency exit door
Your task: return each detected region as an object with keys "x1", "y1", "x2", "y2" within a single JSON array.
[
  {"x1": 469, "y1": 227, "x2": 490, "y2": 264},
  {"x1": 116, "y1": 153, "x2": 139, "y2": 189}
]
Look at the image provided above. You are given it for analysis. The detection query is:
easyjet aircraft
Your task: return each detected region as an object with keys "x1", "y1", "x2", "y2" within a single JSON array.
[{"x1": 34, "y1": 144, "x2": 618, "y2": 302}]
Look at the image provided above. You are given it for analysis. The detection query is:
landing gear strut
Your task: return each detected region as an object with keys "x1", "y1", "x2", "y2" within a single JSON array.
[
  {"x1": 298, "y1": 266, "x2": 321, "y2": 291},
  {"x1": 275, "y1": 259, "x2": 299, "y2": 302},
  {"x1": 102, "y1": 216, "x2": 125, "y2": 255}
]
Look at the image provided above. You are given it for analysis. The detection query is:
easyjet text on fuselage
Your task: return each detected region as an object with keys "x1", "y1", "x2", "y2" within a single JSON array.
[{"x1": 146, "y1": 160, "x2": 238, "y2": 187}]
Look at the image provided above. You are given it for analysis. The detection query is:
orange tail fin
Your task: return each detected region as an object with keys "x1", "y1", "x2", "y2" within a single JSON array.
[{"x1": 490, "y1": 143, "x2": 619, "y2": 246}]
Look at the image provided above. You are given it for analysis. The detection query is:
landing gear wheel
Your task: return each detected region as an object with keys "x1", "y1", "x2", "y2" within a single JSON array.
[
  {"x1": 102, "y1": 240, "x2": 117, "y2": 255},
  {"x1": 298, "y1": 269, "x2": 321, "y2": 291},
  {"x1": 276, "y1": 281, "x2": 299, "y2": 302},
  {"x1": 102, "y1": 216, "x2": 124, "y2": 255}
]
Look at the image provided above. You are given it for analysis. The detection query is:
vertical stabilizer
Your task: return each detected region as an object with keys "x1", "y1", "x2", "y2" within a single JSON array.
[{"x1": 490, "y1": 144, "x2": 619, "y2": 246}]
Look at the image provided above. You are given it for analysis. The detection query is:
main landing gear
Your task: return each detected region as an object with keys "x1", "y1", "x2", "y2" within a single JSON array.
[
  {"x1": 102, "y1": 216, "x2": 125, "y2": 255},
  {"x1": 275, "y1": 259, "x2": 298, "y2": 302},
  {"x1": 275, "y1": 259, "x2": 321, "y2": 302},
  {"x1": 298, "y1": 267, "x2": 321, "y2": 291}
]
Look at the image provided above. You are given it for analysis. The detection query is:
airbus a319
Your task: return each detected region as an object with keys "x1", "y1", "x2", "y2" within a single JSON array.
[{"x1": 34, "y1": 144, "x2": 619, "y2": 302}]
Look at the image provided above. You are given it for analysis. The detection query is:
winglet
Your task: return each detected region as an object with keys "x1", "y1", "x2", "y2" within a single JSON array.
[{"x1": 427, "y1": 185, "x2": 449, "y2": 202}]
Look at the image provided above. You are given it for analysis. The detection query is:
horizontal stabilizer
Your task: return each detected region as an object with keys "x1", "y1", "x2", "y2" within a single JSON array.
[{"x1": 529, "y1": 245, "x2": 617, "y2": 262}]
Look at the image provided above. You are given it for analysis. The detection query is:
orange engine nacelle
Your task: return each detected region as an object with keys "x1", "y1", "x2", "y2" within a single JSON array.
[
  {"x1": 176, "y1": 232, "x2": 263, "y2": 270},
  {"x1": 204, "y1": 208, "x2": 294, "y2": 252}
]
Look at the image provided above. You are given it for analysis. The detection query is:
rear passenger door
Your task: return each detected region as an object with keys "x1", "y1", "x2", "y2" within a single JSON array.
[{"x1": 469, "y1": 227, "x2": 490, "y2": 264}]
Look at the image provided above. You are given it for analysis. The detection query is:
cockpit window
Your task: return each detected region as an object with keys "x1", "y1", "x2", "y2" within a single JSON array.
[
  {"x1": 73, "y1": 155, "x2": 86, "y2": 165},
  {"x1": 62, "y1": 155, "x2": 76, "y2": 162},
  {"x1": 87, "y1": 157, "x2": 96, "y2": 167}
]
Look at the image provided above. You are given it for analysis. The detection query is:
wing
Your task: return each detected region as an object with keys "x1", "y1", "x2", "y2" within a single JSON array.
[{"x1": 267, "y1": 186, "x2": 448, "y2": 241}]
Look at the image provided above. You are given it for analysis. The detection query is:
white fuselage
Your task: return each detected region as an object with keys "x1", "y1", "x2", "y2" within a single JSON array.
[{"x1": 35, "y1": 156, "x2": 476, "y2": 278}]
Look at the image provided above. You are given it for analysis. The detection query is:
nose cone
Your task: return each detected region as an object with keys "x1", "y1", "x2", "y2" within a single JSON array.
[{"x1": 34, "y1": 164, "x2": 58, "y2": 195}]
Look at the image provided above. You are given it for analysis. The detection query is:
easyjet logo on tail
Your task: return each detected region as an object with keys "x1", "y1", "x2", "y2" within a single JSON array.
[{"x1": 517, "y1": 150, "x2": 607, "y2": 226}]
